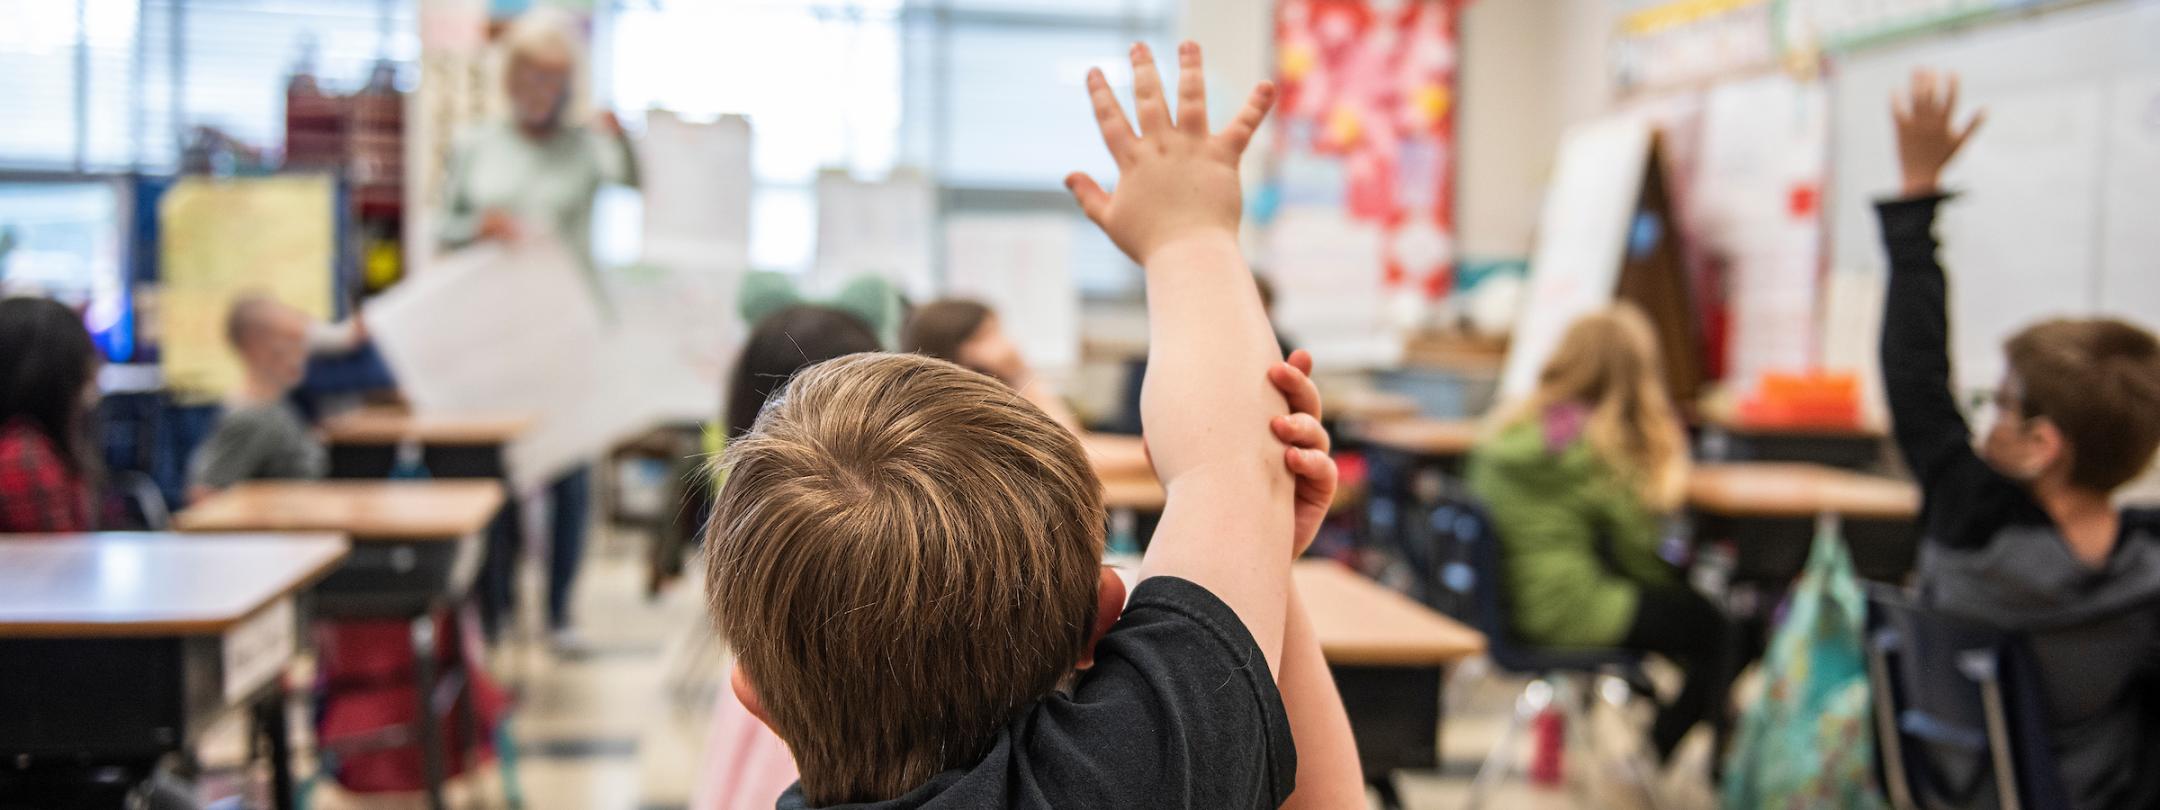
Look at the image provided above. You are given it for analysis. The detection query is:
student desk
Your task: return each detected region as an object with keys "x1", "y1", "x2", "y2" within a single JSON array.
[
  {"x1": 321, "y1": 407, "x2": 534, "y2": 637},
  {"x1": 1328, "y1": 389, "x2": 1422, "y2": 425},
  {"x1": 175, "y1": 481, "x2": 504, "y2": 810},
  {"x1": 1698, "y1": 414, "x2": 1887, "y2": 471},
  {"x1": 1687, "y1": 462, "x2": 1921, "y2": 583},
  {"x1": 1350, "y1": 418, "x2": 1480, "y2": 468},
  {"x1": 1294, "y1": 560, "x2": 1486, "y2": 797},
  {"x1": 0, "y1": 533, "x2": 348, "y2": 810},
  {"x1": 321, "y1": 407, "x2": 535, "y2": 480}
]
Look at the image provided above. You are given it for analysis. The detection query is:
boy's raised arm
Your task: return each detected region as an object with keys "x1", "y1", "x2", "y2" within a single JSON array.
[
  {"x1": 1880, "y1": 70, "x2": 1987, "y2": 484},
  {"x1": 1067, "y1": 41, "x2": 1296, "y2": 673}
]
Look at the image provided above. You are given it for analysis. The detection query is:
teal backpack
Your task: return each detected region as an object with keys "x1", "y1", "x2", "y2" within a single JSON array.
[{"x1": 1722, "y1": 526, "x2": 1890, "y2": 809}]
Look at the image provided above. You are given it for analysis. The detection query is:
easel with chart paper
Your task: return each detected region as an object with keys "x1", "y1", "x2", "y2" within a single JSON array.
[{"x1": 1501, "y1": 117, "x2": 1703, "y2": 412}]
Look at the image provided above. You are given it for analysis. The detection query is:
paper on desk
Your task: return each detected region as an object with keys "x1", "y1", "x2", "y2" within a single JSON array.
[
  {"x1": 943, "y1": 213, "x2": 1079, "y2": 372},
  {"x1": 364, "y1": 237, "x2": 650, "y2": 489}
]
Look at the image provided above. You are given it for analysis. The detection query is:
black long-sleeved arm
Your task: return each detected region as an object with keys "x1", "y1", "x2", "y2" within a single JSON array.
[
  {"x1": 1877, "y1": 194, "x2": 1974, "y2": 479},
  {"x1": 1876, "y1": 194, "x2": 2044, "y2": 549}
]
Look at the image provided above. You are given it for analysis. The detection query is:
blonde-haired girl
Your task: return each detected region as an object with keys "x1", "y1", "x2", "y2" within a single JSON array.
[{"x1": 1468, "y1": 303, "x2": 1734, "y2": 764}]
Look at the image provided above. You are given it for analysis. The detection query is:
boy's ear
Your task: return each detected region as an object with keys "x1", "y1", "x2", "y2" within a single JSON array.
[
  {"x1": 2028, "y1": 417, "x2": 2070, "y2": 480},
  {"x1": 1077, "y1": 567, "x2": 1128, "y2": 671},
  {"x1": 731, "y1": 663, "x2": 775, "y2": 730}
]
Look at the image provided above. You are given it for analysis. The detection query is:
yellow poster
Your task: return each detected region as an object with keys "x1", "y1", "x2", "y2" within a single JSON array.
[{"x1": 158, "y1": 176, "x2": 336, "y2": 399}]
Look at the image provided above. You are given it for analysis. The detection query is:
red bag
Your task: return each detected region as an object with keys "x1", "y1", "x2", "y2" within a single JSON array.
[{"x1": 313, "y1": 610, "x2": 511, "y2": 793}]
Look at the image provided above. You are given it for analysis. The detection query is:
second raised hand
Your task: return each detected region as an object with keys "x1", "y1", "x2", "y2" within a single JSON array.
[{"x1": 1065, "y1": 41, "x2": 1277, "y2": 265}]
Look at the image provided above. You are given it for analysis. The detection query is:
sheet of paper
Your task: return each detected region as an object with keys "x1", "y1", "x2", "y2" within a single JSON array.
[
  {"x1": 639, "y1": 111, "x2": 753, "y2": 272},
  {"x1": 363, "y1": 237, "x2": 646, "y2": 489},
  {"x1": 158, "y1": 176, "x2": 336, "y2": 398},
  {"x1": 603, "y1": 262, "x2": 738, "y2": 424},
  {"x1": 943, "y1": 214, "x2": 1080, "y2": 372},
  {"x1": 1689, "y1": 75, "x2": 1828, "y2": 391},
  {"x1": 814, "y1": 169, "x2": 936, "y2": 300},
  {"x1": 1262, "y1": 209, "x2": 1403, "y2": 370},
  {"x1": 1501, "y1": 116, "x2": 1653, "y2": 398}
]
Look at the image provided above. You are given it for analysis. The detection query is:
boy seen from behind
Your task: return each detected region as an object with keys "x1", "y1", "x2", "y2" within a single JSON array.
[
  {"x1": 1880, "y1": 70, "x2": 2160, "y2": 810},
  {"x1": 704, "y1": 42, "x2": 1363, "y2": 808},
  {"x1": 186, "y1": 295, "x2": 328, "y2": 501}
]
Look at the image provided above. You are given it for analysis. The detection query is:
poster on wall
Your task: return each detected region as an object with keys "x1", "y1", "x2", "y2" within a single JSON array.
[
  {"x1": 159, "y1": 176, "x2": 337, "y2": 400},
  {"x1": 1613, "y1": 0, "x2": 1777, "y2": 93},
  {"x1": 1684, "y1": 75, "x2": 1828, "y2": 392},
  {"x1": 1263, "y1": 0, "x2": 1460, "y2": 367}
]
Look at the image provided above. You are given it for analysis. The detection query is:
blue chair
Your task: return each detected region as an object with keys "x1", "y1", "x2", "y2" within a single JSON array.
[
  {"x1": 1864, "y1": 586, "x2": 2070, "y2": 810},
  {"x1": 1408, "y1": 499, "x2": 1661, "y2": 809}
]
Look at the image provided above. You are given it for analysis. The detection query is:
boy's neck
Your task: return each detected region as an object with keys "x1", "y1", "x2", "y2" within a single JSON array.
[
  {"x1": 238, "y1": 375, "x2": 288, "y2": 408},
  {"x1": 2031, "y1": 477, "x2": 2120, "y2": 567}
]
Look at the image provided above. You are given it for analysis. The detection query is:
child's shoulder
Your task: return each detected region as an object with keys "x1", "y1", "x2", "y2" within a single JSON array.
[
  {"x1": 0, "y1": 418, "x2": 58, "y2": 465},
  {"x1": 1470, "y1": 415, "x2": 1598, "y2": 481}
]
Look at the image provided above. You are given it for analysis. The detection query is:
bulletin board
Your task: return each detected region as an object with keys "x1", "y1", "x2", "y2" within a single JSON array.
[
  {"x1": 1823, "y1": 1, "x2": 2160, "y2": 411},
  {"x1": 158, "y1": 176, "x2": 338, "y2": 400},
  {"x1": 1263, "y1": 0, "x2": 1461, "y2": 368}
]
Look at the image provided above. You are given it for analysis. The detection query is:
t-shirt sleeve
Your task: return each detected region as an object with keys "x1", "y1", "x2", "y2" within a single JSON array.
[{"x1": 1021, "y1": 576, "x2": 1297, "y2": 809}]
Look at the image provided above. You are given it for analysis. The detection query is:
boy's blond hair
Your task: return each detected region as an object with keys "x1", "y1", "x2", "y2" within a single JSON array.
[
  {"x1": 704, "y1": 352, "x2": 1105, "y2": 805},
  {"x1": 2005, "y1": 318, "x2": 2160, "y2": 492}
]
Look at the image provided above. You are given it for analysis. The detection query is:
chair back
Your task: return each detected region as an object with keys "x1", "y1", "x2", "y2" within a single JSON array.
[
  {"x1": 1412, "y1": 497, "x2": 1639, "y2": 675},
  {"x1": 1865, "y1": 586, "x2": 2070, "y2": 810}
]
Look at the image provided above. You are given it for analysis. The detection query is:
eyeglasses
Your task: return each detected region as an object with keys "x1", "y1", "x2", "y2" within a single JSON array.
[{"x1": 1965, "y1": 387, "x2": 2023, "y2": 429}]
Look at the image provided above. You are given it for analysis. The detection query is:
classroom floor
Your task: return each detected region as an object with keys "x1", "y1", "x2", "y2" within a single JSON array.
[{"x1": 196, "y1": 524, "x2": 1720, "y2": 810}]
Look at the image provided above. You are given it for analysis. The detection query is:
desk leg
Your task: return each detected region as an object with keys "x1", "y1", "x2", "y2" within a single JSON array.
[
  {"x1": 256, "y1": 689, "x2": 297, "y2": 810},
  {"x1": 1334, "y1": 664, "x2": 1443, "y2": 798},
  {"x1": 412, "y1": 614, "x2": 449, "y2": 810}
]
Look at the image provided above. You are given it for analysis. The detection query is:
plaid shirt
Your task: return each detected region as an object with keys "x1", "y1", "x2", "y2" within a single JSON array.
[{"x1": 0, "y1": 418, "x2": 89, "y2": 533}]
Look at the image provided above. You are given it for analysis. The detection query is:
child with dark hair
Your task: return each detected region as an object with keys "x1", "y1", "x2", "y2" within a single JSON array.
[{"x1": 0, "y1": 297, "x2": 102, "y2": 532}]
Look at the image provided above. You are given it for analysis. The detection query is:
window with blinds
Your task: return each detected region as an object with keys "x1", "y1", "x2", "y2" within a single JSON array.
[
  {"x1": 597, "y1": 0, "x2": 1173, "y2": 295},
  {"x1": 0, "y1": 0, "x2": 415, "y2": 174}
]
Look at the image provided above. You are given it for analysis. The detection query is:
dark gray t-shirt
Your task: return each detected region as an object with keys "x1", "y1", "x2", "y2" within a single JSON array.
[
  {"x1": 188, "y1": 401, "x2": 327, "y2": 490},
  {"x1": 775, "y1": 576, "x2": 1297, "y2": 810}
]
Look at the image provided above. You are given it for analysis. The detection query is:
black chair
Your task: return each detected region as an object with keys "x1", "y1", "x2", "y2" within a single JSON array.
[
  {"x1": 1864, "y1": 586, "x2": 2070, "y2": 810},
  {"x1": 1409, "y1": 498, "x2": 1661, "y2": 809}
]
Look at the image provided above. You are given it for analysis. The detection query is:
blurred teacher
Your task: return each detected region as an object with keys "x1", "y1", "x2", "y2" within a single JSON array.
[{"x1": 438, "y1": 9, "x2": 638, "y2": 653}]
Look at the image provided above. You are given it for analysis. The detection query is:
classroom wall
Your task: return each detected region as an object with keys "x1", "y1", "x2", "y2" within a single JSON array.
[
  {"x1": 1182, "y1": 0, "x2": 1275, "y2": 189},
  {"x1": 1455, "y1": 0, "x2": 1617, "y2": 259}
]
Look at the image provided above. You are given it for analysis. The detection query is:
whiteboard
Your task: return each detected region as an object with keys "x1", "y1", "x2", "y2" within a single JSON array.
[
  {"x1": 1825, "y1": 1, "x2": 2160, "y2": 413},
  {"x1": 1501, "y1": 116, "x2": 1654, "y2": 399}
]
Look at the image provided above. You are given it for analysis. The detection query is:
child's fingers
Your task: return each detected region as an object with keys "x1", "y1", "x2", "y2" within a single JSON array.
[
  {"x1": 1215, "y1": 81, "x2": 1277, "y2": 157},
  {"x1": 1953, "y1": 109, "x2": 1986, "y2": 153},
  {"x1": 1943, "y1": 74, "x2": 1961, "y2": 118},
  {"x1": 1086, "y1": 68, "x2": 1136, "y2": 162},
  {"x1": 1176, "y1": 41, "x2": 1209, "y2": 136},
  {"x1": 1287, "y1": 348, "x2": 1315, "y2": 376},
  {"x1": 1267, "y1": 361, "x2": 1323, "y2": 420},
  {"x1": 1286, "y1": 447, "x2": 1337, "y2": 487},
  {"x1": 1271, "y1": 413, "x2": 1332, "y2": 454},
  {"x1": 1065, "y1": 173, "x2": 1112, "y2": 226},
  {"x1": 1130, "y1": 43, "x2": 1173, "y2": 137}
]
